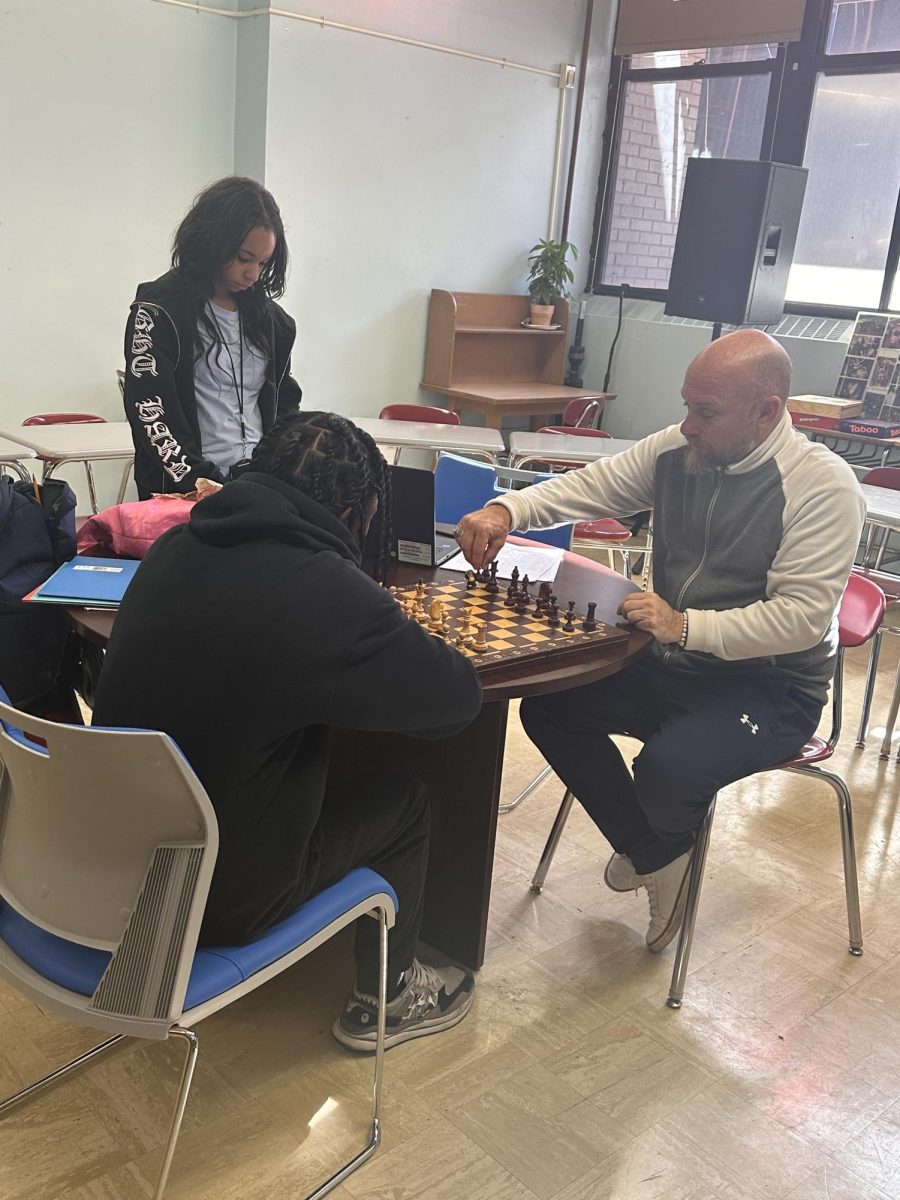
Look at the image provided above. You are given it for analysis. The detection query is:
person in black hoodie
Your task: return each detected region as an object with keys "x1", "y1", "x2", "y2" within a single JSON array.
[
  {"x1": 93, "y1": 412, "x2": 483, "y2": 1050},
  {"x1": 123, "y1": 177, "x2": 303, "y2": 499}
]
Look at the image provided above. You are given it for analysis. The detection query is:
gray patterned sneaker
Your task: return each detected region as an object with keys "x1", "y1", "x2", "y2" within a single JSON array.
[
  {"x1": 333, "y1": 958, "x2": 475, "y2": 1052},
  {"x1": 642, "y1": 850, "x2": 693, "y2": 952},
  {"x1": 604, "y1": 851, "x2": 643, "y2": 892}
]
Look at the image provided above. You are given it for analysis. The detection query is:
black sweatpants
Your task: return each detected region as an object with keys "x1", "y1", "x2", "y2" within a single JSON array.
[
  {"x1": 298, "y1": 769, "x2": 430, "y2": 997},
  {"x1": 521, "y1": 656, "x2": 823, "y2": 875}
]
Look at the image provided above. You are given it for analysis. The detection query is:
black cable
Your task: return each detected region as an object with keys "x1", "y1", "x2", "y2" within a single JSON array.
[{"x1": 603, "y1": 283, "x2": 627, "y2": 392}]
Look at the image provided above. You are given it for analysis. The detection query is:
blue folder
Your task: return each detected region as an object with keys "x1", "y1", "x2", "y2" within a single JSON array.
[{"x1": 28, "y1": 556, "x2": 141, "y2": 607}]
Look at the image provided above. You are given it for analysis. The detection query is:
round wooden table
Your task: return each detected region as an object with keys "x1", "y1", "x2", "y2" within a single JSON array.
[{"x1": 69, "y1": 549, "x2": 650, "y2": 969}]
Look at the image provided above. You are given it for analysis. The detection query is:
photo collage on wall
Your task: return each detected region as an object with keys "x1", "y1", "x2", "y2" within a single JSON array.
[{"x1": 835, "y1": 312, "x2": 900, "y2": 422}]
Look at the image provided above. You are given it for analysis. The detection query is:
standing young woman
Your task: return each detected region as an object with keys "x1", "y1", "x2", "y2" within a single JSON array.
[{"x1": 123, "y1": 177, "x2": 302, "y2": 498}]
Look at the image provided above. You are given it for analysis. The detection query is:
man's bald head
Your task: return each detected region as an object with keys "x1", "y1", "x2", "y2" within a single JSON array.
[
  {"x1": 680, "y1": 330, "x2": 793, "y2": 469},
  {"x1": 687, "y1": 329, "x2": 792, "y2": 411}
]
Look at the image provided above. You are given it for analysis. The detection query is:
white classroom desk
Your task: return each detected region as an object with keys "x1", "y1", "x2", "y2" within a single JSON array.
[
  {"x1": 508, "y1": 431, "x2": 637, "y2": 469},
  {"x1": 352, "y1": 417, "x2": 505, "y2": 463},
  {"x1": 862, "y1": 484, "x2": 900, "y2": 532},
  {"x1": 0, "y1": 423, "x2": 135, "y2": 509},
  {"x1": 0, "y1": 437, "x2": 37, "y2": 482}
]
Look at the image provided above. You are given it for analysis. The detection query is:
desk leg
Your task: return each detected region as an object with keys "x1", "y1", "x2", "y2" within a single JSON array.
[{"x1": 331, "y1": 701, "x2": 507, "y2": 969}]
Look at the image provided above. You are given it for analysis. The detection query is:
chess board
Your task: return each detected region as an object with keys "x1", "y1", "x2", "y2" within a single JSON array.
[{"x1": 394, "y1": 579, "x2": 630, "y2": 675}]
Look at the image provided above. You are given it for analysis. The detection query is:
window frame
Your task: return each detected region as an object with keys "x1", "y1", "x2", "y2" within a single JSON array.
[{"x1": 588, "y1": 0, "x2": 900, "y2": 319}]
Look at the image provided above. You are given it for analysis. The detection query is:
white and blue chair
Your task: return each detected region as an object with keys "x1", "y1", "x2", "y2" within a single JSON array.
[
  {"x1": 434, "y1": 452, "x2": 573, "y2": 551},
  {"x1": 0, "y1": 694, "x2": 397, "y2": 1200}
]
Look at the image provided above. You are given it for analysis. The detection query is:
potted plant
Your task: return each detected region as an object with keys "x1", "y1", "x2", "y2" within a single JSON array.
[{"x1": 526, "y1": 238, "x2": 577, "y2": 327}]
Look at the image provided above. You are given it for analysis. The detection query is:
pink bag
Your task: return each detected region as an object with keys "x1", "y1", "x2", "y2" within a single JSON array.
[{"x1": 76, "y1": 496, "x2": 196, "y2": 558}]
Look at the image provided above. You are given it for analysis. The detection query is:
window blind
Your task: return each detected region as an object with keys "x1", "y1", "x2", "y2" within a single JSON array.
[{"x1": 614, "y1": 0, "x2": 808, "y2": 56}]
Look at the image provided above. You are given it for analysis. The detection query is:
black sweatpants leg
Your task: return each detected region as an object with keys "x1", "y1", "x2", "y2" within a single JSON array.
[
  {"x1": 521, "y1": 657, "x2": 822, "y2": 875},
  {"x1": 300, "y1": 769, "x2": 430, "y2": 997}
]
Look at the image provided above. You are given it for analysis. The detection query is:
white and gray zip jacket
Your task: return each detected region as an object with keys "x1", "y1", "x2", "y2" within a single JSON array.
[{"x1": 490, "y1": 412, "x2": 866, "y2": 703}]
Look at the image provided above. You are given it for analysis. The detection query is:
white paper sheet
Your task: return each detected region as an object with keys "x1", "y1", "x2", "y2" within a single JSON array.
[{"x1": 440, "y1": 542, "x2": 564, "y2": 584}]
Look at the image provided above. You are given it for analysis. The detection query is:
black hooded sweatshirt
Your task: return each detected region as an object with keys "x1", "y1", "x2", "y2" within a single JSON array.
[
  {"x1": 92, "y1": 472, "x2": 482, "y2": 944},
  {"x1": 123, "y1": 271, "x2": 303, "y2": 499}
]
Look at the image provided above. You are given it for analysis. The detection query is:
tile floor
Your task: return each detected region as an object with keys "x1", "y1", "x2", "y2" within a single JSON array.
[{"x1": 1, "y1": 635, "x2": 899, "y2": 1199}]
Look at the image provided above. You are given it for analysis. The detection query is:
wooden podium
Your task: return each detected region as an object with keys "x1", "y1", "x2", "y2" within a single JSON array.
[{"x1": 421, "y1": 290, "x2": 615, "y2": 430}]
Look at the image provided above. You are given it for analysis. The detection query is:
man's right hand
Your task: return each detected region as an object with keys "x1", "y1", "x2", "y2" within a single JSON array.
[{"x1": 454, "y1": 505, "x2": 512, "y2": 570}]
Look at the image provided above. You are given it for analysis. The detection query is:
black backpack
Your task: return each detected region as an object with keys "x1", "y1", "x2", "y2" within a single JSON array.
[{"x1": 0, "y1": 477, "x2": 77, "y2": 704}]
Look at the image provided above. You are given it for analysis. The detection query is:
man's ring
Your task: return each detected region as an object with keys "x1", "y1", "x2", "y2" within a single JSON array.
[{"x1": 452, "y1": 524, "x2": 463, "y2": 539}]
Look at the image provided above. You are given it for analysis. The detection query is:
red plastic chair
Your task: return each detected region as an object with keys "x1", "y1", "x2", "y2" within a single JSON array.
[
  {"x1": 561, "y1": 397, "x2": 603, "y2": 428},
  {"x1": 23, "y1": 413, "x2": 106, "y2": 513},
  {"x1": 378, "y1": 404, "x2": 460, "y2": 425},
  {"x1": 530, "y1": 571, "x2": 887, "y2": 1008}
]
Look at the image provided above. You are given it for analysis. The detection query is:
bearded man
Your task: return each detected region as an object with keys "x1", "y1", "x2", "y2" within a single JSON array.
[{"x1": 455, "y1": 330, "x2": 865, "y2": 950}]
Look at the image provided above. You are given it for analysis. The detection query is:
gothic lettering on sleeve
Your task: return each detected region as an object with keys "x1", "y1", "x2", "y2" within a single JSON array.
[{"x1": 129, "y1": 306, "x2": 191, "y2": 484}]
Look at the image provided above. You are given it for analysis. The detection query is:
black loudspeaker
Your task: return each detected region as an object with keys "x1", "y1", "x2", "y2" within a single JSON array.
[{"x1": 665, "y1": 159, "x2": 808, "y2": 327}]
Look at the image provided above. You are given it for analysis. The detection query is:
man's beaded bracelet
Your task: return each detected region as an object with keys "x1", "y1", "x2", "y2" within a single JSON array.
[{"x1": 679, "y1": 611, "x2": 689, "y2": 648}]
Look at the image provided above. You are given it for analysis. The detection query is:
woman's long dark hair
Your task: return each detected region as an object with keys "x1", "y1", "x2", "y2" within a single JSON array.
[
  {"x1": 251, "y1": 412, "x2": 394, "y2": 581},
  {"x1": 171, "y1": 176, "x2": 288, "y2": 362}
]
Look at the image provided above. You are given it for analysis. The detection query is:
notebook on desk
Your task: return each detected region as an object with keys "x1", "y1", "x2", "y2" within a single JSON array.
[
  {"x1": 389, "y1": 465, "x2": 458, "y2": 568},
  {"x1": 26, "y1": 556, "x2": 141, "y2": 607}
]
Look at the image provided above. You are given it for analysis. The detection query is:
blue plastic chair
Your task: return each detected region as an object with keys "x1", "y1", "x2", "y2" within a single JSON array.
[
  {"x1": 0, "y1": 692, "x2": 397, "y2": 1200},
  {"x1": 434, "y1": 453, "x2": 573, "y2": 550}
]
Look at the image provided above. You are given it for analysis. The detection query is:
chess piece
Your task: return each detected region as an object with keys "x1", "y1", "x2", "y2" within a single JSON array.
[
  {"x1": 504, "y1": 579, "x2": 518, "y2": 608},
  {"x1": 485, "y1": 562, "x2": 500, "y2": 594},
  {"x1": 428, "y1": 598, "x2": 445, "y2": 631},
  {"x1": 521, "y1": 574, "x2": 530, "y2": 597},
  {"x1": 465, "y1": 570, "x2": 477, "y2": 591},
  {"x1": 511, "y1": 566, "x2": 519, "y2": 588},
  {"x1": 532, "y1": 595, "x2": 544, "y2": 619},
  {"x1": 562, "y1": 601, "x2": 576, "y2": 633},
  {"x1": 415, "y1": 580, "x2": 426, "y2": 600},
  {"x1": 514, "y1": 590, "x2": 528, "y2": 615},
  {"x1": 473, "y1": 623, "x2": 488, "y2": 653},
  {"x1": 547, "y1": 600, "x2": 561, "y2": 628},
  {"x1": 582, "y1": 601, "x2": 598, "y2": 632}
]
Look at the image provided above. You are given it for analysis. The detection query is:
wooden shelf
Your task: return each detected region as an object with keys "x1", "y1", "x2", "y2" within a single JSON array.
[{"x1": 421, "y1": 289, "x2": 615, "y2": 430}]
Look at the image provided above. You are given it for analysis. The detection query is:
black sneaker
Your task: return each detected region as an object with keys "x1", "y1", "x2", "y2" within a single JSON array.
[{"x1": 332, "y1": 958, "x2": 474, "y2": 1052}]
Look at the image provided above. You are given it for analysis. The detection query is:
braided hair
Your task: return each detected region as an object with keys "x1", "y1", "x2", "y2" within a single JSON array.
[
  {"x1": 251, "y1": 411, "x2": 394, "y2": 581},
  {"x1": 170, "y1": 176, "x2": 289, "y2": 364}
]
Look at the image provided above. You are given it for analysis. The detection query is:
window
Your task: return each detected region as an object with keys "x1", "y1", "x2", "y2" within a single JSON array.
[{"x1": 591, "y1": 0, "x2": 900, "y2": 315}]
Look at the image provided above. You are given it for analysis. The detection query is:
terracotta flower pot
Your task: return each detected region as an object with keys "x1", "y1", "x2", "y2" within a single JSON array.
[{"x1": 529, "y1": 303, "x2": 555, "y2": 327}]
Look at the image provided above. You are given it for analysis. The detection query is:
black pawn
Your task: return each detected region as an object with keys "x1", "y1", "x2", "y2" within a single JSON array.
[
  {"x1": 514, "y1": 590, "x2": 529, "y2": 615},
  {"x1": 582, "y1": 601, "x2": 598, "y2": 632},
  {"x1": 485, "y1": 561, "x2": 500, "y2": 594},
  {"x1": 562, "y1": 601, "x2": 576, "y2": 633},
  {"x1": 547, "y1": 600, "x2": 560, "y2": 628}
]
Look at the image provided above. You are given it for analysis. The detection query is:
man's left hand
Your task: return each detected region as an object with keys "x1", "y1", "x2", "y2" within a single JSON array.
[{"x1": 618, "y1": 591, "x2": 683, "y2": 644}]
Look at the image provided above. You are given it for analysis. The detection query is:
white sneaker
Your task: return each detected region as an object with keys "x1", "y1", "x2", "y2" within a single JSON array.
[
  {"x1": 603, "y1": 851, "x2": 643, "y2": 892},
  {"x1": 641, "y1": 851, "x2": 693, "y2": 953}
]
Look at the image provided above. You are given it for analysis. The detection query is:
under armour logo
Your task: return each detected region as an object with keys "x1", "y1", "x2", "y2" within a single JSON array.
[{"x1": 740, "y1": 714, "x2": 759, "y2": 735}]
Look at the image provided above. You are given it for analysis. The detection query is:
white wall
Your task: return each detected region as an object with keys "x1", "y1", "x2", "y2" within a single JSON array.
[
  {"x1": 0, "y1": 0, "x2": 236, "y2": 506},
  {"x1": 262, "y1": 0, "x2": 607, "y2": 417}
]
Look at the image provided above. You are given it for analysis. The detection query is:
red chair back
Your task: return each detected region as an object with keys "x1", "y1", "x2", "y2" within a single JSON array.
[
  {"x1": 562, "y1": 397, "x2": 602, "y2": 428},
  {"x1": 838, "y1": 572, "x2": 887, "y2": 648},
  {"x1": 861, "y1": 466, "x2": 900, "y2": 491},
  {"x1": 378, "y1": 404, "x2": 460, "y2": 425},
  {"x1": 537, "y1": 426, "x2": 611, "y2": 438},
  {"x1": 24, "y1": 413, "x2": 106, "y2": 426}
]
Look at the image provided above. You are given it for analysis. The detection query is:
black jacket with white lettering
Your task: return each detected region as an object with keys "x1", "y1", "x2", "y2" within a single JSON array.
[
  {"x1": 92, "y1": 472, "x2": 483, "y2": 944},
  {"x1": 122, "y1": 270, "x2": 302, "y2": 498}
]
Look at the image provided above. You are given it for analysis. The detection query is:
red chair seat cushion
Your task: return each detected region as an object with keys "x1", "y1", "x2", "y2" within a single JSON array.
[
  {"x1": 775, "y1": 735, "x2": 834, "y2": 769},
  {"x1": 574, "y1": 518, "x2": 632, "y2": 542}
]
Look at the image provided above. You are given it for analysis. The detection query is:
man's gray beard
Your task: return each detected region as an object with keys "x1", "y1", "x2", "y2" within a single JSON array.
[{"x1": 684, "y1": 447, "x2": 716, "y2": 475}]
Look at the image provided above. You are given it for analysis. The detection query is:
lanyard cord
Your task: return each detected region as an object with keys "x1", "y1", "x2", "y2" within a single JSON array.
[{"x1": 207, "y1": 302, "x2": 247, "y2": 451}]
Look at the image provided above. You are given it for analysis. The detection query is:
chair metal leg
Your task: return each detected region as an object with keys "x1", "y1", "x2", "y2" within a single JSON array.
[
  {"x1": 85, "y1": 463, "x2": 100, "y2": 514},
  {"x1": 667, "y1": 796, "x2": 717, "y2": 1009},
  {"x1": 0, "y1": 1033, "x2": 126, "y2": 1117},
  {"x1": 116, "y1": 459, "x2": 134, "y2": 505},
  {"x1": 785, "y1": 765, "x2": 863, "y2": 954},
  {"x1": 880, "y1": 655, "x2": 900, "y2": 761},
  {"x1": 153, "y1": 1027, "x2": 199, "y2": 1200},
  {"x1": 307, "y1": 905, "x2": 390, "y2": 1200},
  {"x1": 531, "y1": 789, "x2": 575, "y2": 893},
  {"x1": 500, "y1": 763, "x2": 554, "y2": 814},
  {"x1": 856, "y1": 630, "x2": 883, "y2": 747}
]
